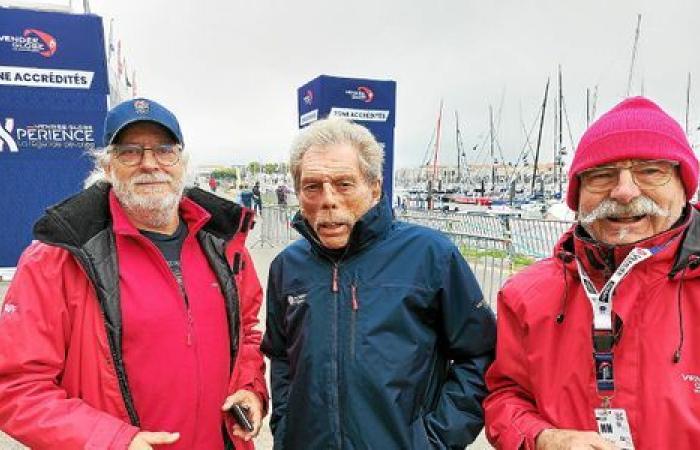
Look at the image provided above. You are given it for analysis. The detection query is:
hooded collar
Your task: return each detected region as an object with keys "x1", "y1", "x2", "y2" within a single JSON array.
[
  {"x1": 292, "y1": 195, "x2": 394, "y2": 261},
  {"x1": 554, "y1": 204, "x2": 700, "y2": 282}
]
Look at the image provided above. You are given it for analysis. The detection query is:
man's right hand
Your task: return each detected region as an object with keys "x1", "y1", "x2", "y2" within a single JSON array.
[
  {"x1": 536, "y1": 428, "x2": 619, "y2": 450},
  {"x1": 128, "y1": 431, "x2": 180, "y2": 449}
]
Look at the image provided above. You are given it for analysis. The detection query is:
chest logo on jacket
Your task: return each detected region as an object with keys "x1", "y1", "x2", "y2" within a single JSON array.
[
  {"x1": 1, "y1": 303, "x2": 17, "y2": 316},
  {"x1": 681, "y1": 373, "x2": 700, "y2": 394},
  {"x1": 287, "y1": 294, "x2": 307, "y2": 306}
]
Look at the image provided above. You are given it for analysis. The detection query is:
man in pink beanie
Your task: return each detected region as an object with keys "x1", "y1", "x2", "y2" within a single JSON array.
[{"x1": 484, "y1": 97, "x2": 700, "y2": 449}]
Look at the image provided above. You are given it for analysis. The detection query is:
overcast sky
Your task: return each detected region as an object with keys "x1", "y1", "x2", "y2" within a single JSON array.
[{"x1": 7, "y1": 0, "x2": 700, "y2": 169}]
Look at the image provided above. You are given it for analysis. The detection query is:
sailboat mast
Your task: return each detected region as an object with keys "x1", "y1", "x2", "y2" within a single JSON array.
[
  {"x1": 531, "y1": 78, "x2": 550, "y2": 193},
  {"x1": 586, "y1": 88, "x2": 591, "y2": 126},
  {"x1": 591, "y1": 85, "x2": 599, "y2": 121},
  {"x1": 455, "y1": 111, "x2": 461, "y2": 183},
  {"x1": 626, "y1": 14, "x2": 642, "y2": 97},
  {"x1": 490, "y1": 105, "x2": 495, "y2": 192},
  {"x1": 558, "y1": 65, "x2": 564, "y2": 197},
  {"x1": 553, "y1": 95, "x2": 558, "y2": 191},
  {"x1": 433, "y1": 100, "x2": 443, "y2": 183},
  {"x1": 686, "y1": 72, "x2": 692, "y2": 136}
]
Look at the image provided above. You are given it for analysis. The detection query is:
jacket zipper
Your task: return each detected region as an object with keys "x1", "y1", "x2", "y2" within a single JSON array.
[
  {"x1": 179, "y1": 248, "x2": 202, "y2": 446},
  {"x1": 332, "y1": 264, "x2": 339, "y2": 292},
  {"x1": 330, "y1": 262, "x2": 342, "y2": 447},
  {"x1": 350, "y1": 281, "x2": 359, "y2": 360}
]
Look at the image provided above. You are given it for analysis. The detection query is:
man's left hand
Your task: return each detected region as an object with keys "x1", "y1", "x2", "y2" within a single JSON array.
[{"x1": 222, "y1": 389, "x2": 263, "y2": 441}]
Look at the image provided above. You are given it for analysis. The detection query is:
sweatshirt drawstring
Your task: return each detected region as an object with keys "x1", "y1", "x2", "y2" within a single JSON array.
[
  {"x1": 556, "y1": 252, "x2": 574, "y2": 324},
  {"x1": 673, "y1": 254, "x2": 700, "y2": 363}
]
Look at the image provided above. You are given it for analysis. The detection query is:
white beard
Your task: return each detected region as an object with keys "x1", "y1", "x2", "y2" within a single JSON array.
[{"x1": 110, "y1": 169, "x2": 185, "y2": 229}]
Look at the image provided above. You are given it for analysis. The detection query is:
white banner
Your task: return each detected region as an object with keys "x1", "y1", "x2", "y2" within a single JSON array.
[
  {"x1": 329, "y1": 107, "x2": 390, "y2": 122},
  {"x1": 0, "y1": 65, "x2": 94, "y2": 89}
]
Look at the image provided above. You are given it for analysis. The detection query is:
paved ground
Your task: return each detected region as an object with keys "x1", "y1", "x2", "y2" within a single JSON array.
[{"x1": 0, "y1": 233, "x2": 493, "y2": 449}]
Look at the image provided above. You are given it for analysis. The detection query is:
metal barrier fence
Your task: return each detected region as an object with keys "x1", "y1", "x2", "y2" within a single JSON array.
[
  {"x1": 249, "y1": 205, "x2": 299, "y2": 248},
  {"x1": 398, "y1": 210, "x2": 573, "y2": 306},
  {"x1": 509, "y1": 217, "x2": 572, "y2": 258},
  {"x1": 250, "y1": 206, "x2": 573, "y2": 306},
  {"x1": 399, "y1": 209, "x2": 573, "y2": 259}
]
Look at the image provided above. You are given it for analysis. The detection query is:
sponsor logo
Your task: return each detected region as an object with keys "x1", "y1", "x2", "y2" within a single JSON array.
[
  {"x1": 345, "y1": 86, "x2": 374, "y2": 103},
  {"x1": 299, "y1": 109, "x2": 318, "y2": 127},
  {"x1": 329, "y1": 107, "x2": 390, "y2": 122},
  {"x1": 681, "y1": 373, "x2": 700, "y2": 394},
  {"x1": 0, "y1": 28, "x2": 57, "y2": 57},
  {"x1": 303, "y1": 89, "x2": 314, "y2": 105},
  {"x1": 287, "y1": 293, "x2": 307, "y2": 306},
  {"x1": 2, "y1": 303, "x2": 17, "y2": 316},
  {"x1": 133, "y1": 99, "x2": 150, "y2": 114},
  {"x1": 0, "y1": 118, "x2": 19, "y2": 152},
  {"x1": 0, "y1": 118, "x2": 95, "y2": 152}
]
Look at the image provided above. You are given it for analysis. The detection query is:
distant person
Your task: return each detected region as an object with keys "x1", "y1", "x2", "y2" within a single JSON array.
[
  {"x1": 240, "y1": 186, "x2": 253, "y2": 209},
  {"x1": 209, "y1": 175, "x2": 218, "y2": 192},
  {"x1": 485, "y1": 97, "x2": 700, "y2": 449},
  {"x1": 252, "y1": 181, "x2": 262, "y2": 214},
  {"x1": 262, "y1": 118, "x2": 496, "y2": 449},
  {"x1": 0, "y1": 98, "x2": 267, "y2": 450},
  {"x1": 275, "y1": 184, "x2": 288, "y2": 206}
]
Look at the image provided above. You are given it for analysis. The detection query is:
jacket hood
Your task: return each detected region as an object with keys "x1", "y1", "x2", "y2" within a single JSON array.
[
  {"x1": 33, "y1": 183, "x2": 252, "y2": 249},
  {"x1": 292, "y1": 195, "x2": 394, "y2": 259}
]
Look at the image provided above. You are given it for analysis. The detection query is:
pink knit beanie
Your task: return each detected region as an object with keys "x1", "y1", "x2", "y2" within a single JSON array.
[{"x1": 567, "y1": 96, "x2": 698, "y2": 210}]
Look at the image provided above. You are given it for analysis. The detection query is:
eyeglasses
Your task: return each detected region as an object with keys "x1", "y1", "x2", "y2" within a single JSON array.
[
  {"x1": 109, "y1": 143, "x2": 183, "y2": 167},
  {"x1": 579, "y1": 159, "x2": 679, "y2": 193}
]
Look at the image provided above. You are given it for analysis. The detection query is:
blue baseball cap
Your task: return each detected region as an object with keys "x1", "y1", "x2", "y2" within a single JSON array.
[{"x1": 103, "y1": 97, "x2": 184, "y2": 147}]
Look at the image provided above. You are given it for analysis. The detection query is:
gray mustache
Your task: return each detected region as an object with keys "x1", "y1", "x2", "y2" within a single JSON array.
[
  {"x1": 579, "y1": 196, "x2": 669, "y2": 224},
  {"x1": 131, "y1": 173, "x2": 173, "y2": 184}
]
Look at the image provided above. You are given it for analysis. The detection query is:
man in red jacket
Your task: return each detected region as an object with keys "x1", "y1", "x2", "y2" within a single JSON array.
[
  {"x1": 0, "y1": 98, "x2": 267, "y2": 450},
  {"x1": 485, "y1": 97, "x2": 700, "y2": 450}
]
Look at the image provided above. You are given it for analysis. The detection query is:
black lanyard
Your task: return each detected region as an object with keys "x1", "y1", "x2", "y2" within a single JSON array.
[{"x1": 576, "y1": 242, "x2": 670, "y2": 401}]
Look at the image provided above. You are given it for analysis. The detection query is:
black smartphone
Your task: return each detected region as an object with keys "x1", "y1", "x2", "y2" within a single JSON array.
[{"x1": 230, "y1": 404, "x2": 254, "y2": 432}]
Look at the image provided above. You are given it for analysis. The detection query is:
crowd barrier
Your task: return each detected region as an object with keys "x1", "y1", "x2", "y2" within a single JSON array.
[
  {"x1": 399, "y1": 209, "x2": 573, "y2": 259},
  {"x1": 250, "y1": 206, "x2": 573, "y2": 306},
  {"x1": 398, "y1": 209, "x2": 573, "y2": 306},
  {"x1": 249, "y1": 205, "x2": 299, "y2": 248}
]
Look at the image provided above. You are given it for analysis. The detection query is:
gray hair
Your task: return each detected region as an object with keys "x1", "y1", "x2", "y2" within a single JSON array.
[
  {"x1": 290, "y1": 118, "x2": 384, "y2": 192},
  {"x1": 83, "y1": 145, "x2": 191, "y2": 188}
]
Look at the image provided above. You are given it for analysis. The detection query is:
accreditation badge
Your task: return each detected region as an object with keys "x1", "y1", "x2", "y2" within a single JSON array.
[{"x1": 594, "y1": 408, "x2": 635, "y2": 449}]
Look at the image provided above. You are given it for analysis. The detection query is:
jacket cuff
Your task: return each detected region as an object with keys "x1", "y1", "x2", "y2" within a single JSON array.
[
  {"x1": 235, "y1": 379, "x2": 269, "y2": 416},
  {"x1": 85, "y1": 419, "x2": 139, "y2": 450},
  {"x1": 519, "y1": 418, "x2": 553, "y2": 450},
  {"x1": 110, "y1": 424, "x2": 140, "y2": 450}
]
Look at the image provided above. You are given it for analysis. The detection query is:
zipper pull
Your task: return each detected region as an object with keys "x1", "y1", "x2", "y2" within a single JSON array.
[
  {"x1": 332, "y1": 265, "x2": 339, "y2": 293},
  {"x1": 187, "y1": 309, "x2": 194, "y2": 346},
  {"x1": 351, "y1": 283, "x2": 359, "y2": 311}
]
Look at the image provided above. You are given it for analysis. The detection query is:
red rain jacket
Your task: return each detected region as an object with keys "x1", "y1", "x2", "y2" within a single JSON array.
[
  {"x1": 485, "y1": 208, "x2": 700, "y2": 449},
  {"x1": 0, "y1": 185, "x2": 267, "y2": 449}
]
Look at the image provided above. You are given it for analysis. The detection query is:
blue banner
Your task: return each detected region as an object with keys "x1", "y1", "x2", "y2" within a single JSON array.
[
  {"x1": 0, "y1": 8, "x2": 108, "y2": 94},
  {"x1": 297, "y1": 75, "x2": 397, "y2": 201},
  {"x1": 0, "y1": 8, "x2": 108, "y2": 267}
]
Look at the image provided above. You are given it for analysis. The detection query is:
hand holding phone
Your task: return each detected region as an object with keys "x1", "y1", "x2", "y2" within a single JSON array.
[{"x1": 230, "y1": 403, "x2": 254, "y2": 432}]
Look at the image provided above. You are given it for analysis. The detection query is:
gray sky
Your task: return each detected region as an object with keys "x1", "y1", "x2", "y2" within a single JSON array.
[{"x1": 9, "y1": 0, "x2": 700, "y2": 168}]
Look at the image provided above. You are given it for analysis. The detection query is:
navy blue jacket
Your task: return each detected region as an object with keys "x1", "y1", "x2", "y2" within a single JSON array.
[{"x1": 261, "y1": 199, "x2": 496, "y2": 449}]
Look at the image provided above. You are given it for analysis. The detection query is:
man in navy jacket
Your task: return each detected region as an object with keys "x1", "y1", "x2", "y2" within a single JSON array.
[{"x1": 261, "y1": 117, "x2": 496, "y2": 449}]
